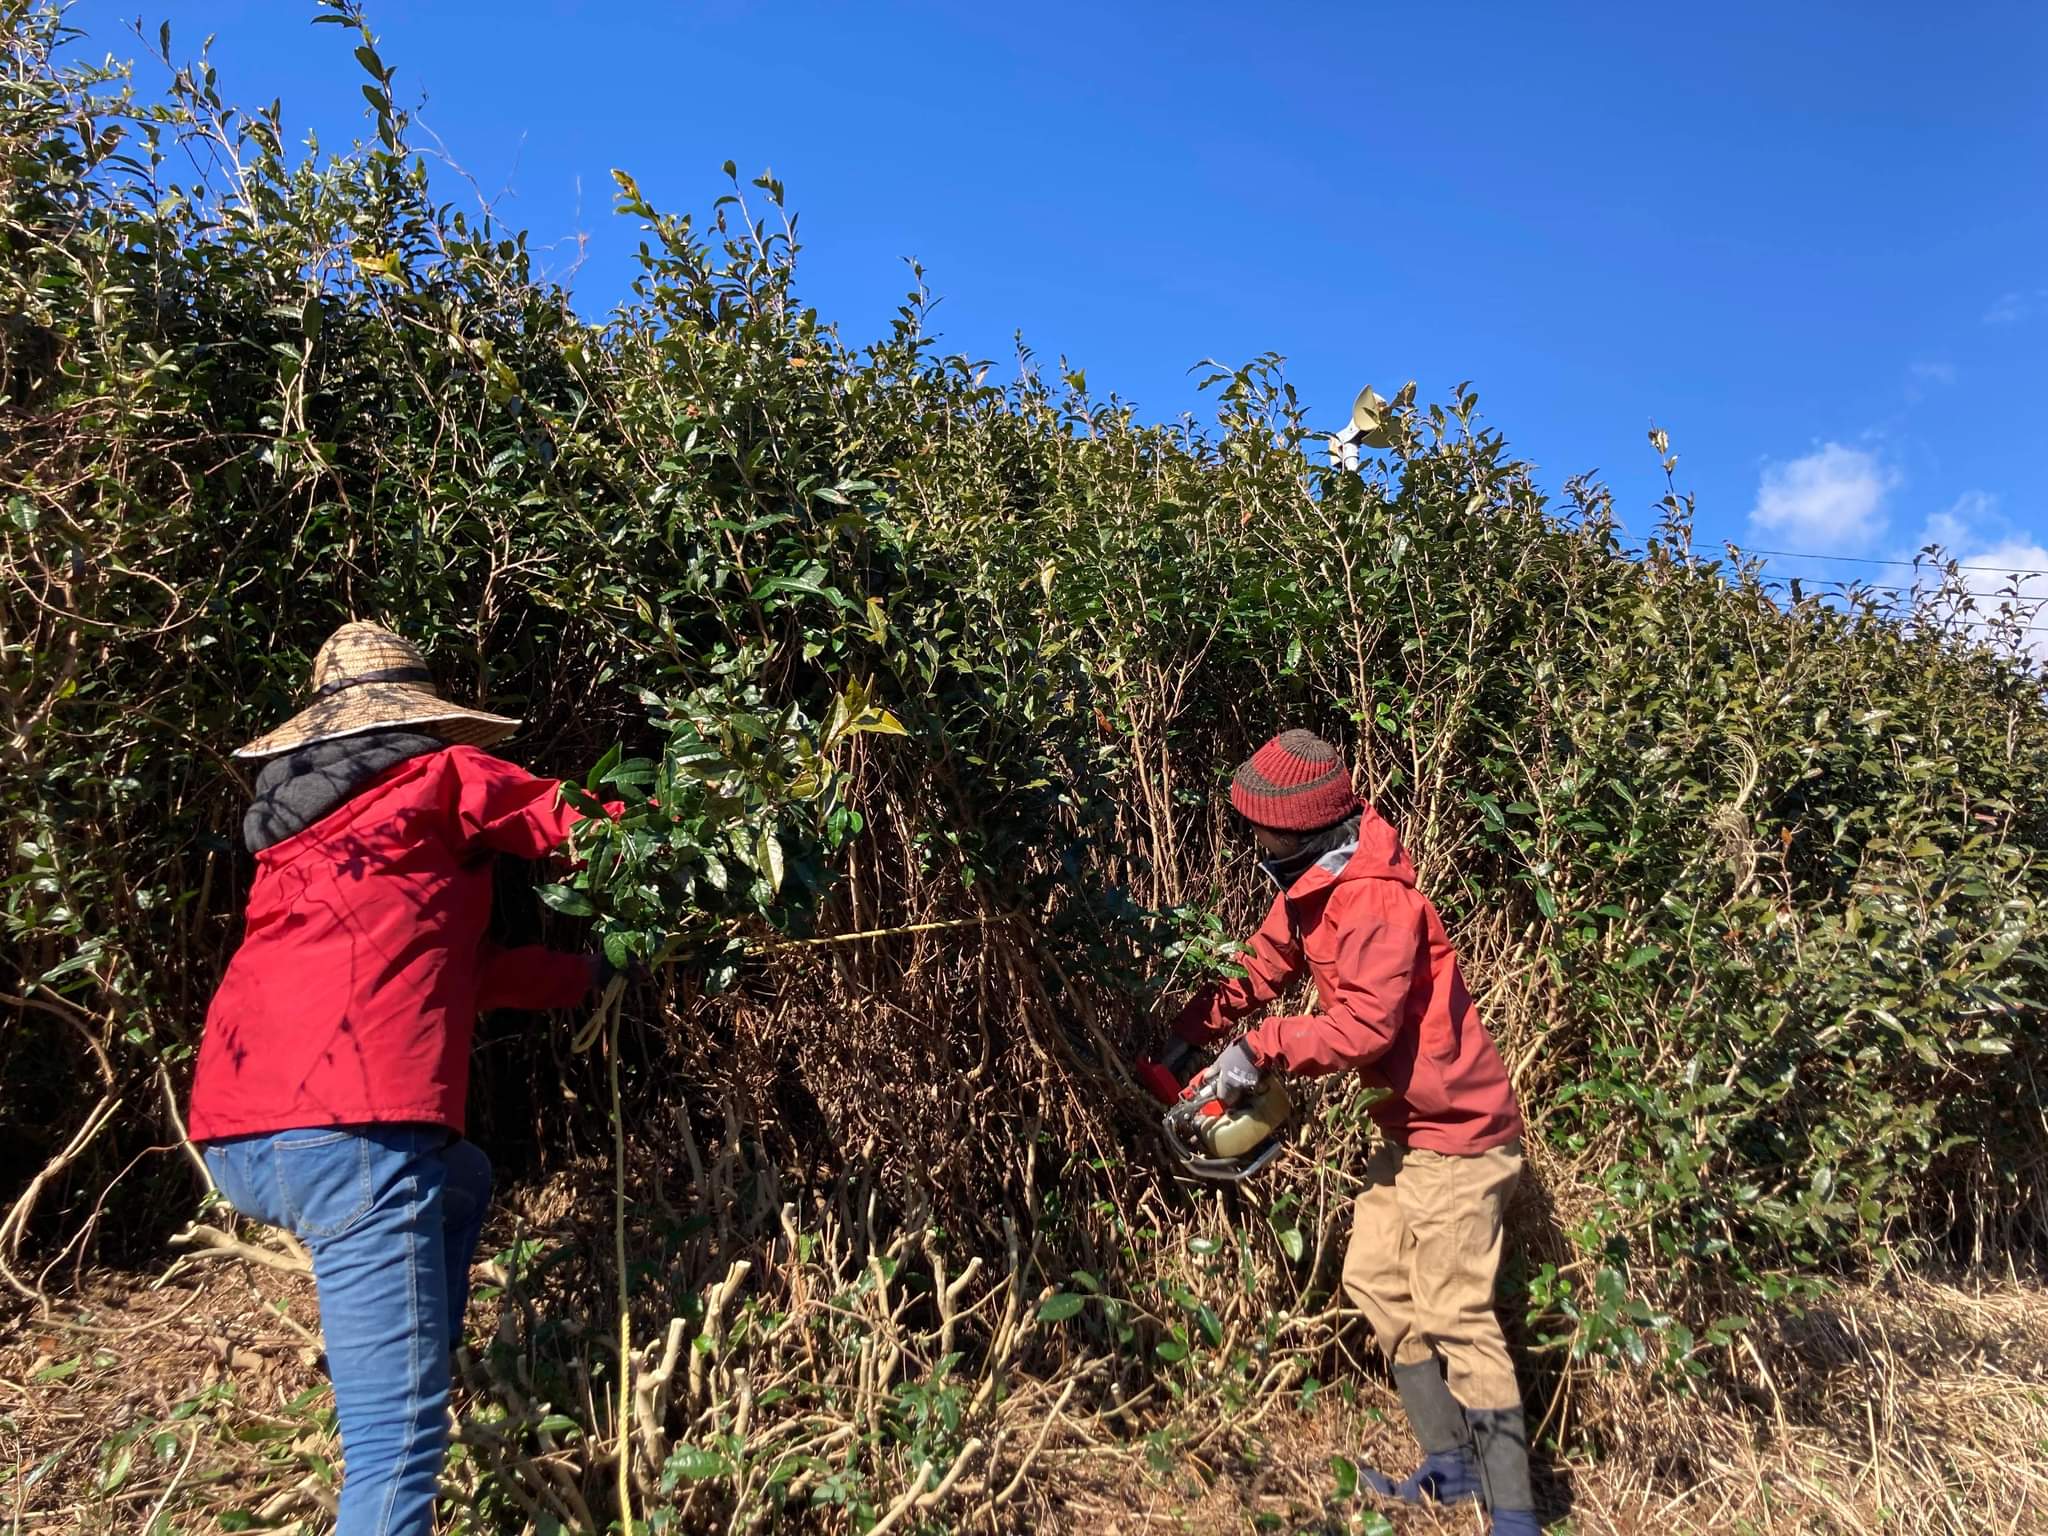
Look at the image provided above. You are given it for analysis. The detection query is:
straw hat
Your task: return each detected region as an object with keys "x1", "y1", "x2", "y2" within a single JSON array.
[{"x1": 234, "y1": 621, "x2": 521, "y2": 759}]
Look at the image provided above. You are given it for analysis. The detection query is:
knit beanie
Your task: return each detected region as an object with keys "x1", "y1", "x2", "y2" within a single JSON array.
[{"x1": 1230, "y1": 730, "x2": 1361, "y2": 832}]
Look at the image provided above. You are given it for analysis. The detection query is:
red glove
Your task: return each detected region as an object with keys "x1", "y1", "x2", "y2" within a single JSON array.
[
  {"x1": 1134, "y1": 1057, "x2": 1183, "y2": 1106},
  {"x1": 1134, "y1": 1034, "x2": 1198, "y2": 1106}
]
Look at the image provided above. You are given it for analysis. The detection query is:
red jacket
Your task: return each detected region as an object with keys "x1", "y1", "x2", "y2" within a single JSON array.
[
  {"x1": 187, "y1": 746, "x2": 599, "y2": 1143},
  {"x1": 1173, "y1": 806, "x2": 1523, "y2": 1155}
]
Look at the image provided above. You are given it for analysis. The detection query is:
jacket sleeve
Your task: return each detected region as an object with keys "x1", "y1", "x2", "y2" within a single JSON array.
[
  {"x1": 1244, "y1": 883, "x2": 1420, "y2": 1076},
  {"x1": 477, "y1": 944, "x2": 594, "y2": 1012},
  {"x1": 1170, "y1": 894, "x2": 1307, "y2": 1047},
  {"x1": 444, "y1": 746, "x2": 618, "y2": 861}
]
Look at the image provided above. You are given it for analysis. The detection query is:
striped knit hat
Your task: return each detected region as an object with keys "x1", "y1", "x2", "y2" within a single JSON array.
[{"x1": 1230, "y1": 729, "x2": 1361, "y2": 831}]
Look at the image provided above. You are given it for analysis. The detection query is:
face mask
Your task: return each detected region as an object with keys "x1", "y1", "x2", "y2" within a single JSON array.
[{"x1": 1257, "y1": 813, "x2": 1362, "y2": 889}]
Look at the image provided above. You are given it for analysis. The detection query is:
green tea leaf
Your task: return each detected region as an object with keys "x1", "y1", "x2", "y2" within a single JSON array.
[
  {"x1": 660, "y1": 1445, "x2": 729, "y2": 1490},
  {"x1": 538, "y1": 885, "x2": 596, "y2": 918},
  {"x1": 1330, "y1": 1454, "x2": 1358, "y2": 1500}
]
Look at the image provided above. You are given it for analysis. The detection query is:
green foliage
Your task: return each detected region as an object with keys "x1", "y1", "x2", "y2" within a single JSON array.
[
  {"x1": 545, "y1": 673, "x2": 894, "y2": 988},
  {"x1": 2, "y1": 6, "x2": 2045, "y2": 1519}
]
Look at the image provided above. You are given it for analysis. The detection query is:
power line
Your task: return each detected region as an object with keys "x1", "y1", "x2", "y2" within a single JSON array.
[
  {"x1": 1739, "y1": 546, "x2": 2048, "y2": 578},
  {"x1": 1725, "y1": 552, "x2": 2048, "y2": 639},
  {"x1": 1741, "y1": 571, "x2": 2048, "y2": 611},
  {"x1": 1776, "y1": 580, "x2": 2045, "y2": 604},
  {"x1": 1863, "y1": 615, "x2": 2048, "y2": 637}
]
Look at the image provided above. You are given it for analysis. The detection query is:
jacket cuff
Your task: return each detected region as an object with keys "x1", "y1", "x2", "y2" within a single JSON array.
[
  {"x1": 1170, "y1": 989, "x2": 1229, "y2": 1047},
  {"x1": 1244, "y1": 1016, "x2": 1333, "y2": 1076},
  {"x1": 480, "y1": 946, "x2": 597, "y2": 1013},
  {"x1": 1263, "y1": 1012, "x2": 1391, "y2": 1078}
]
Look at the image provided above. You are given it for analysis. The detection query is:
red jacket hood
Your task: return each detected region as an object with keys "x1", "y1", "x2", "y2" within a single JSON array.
[{"x1": 1283, "y1": 803, "x2": 1416, "y2": 899}]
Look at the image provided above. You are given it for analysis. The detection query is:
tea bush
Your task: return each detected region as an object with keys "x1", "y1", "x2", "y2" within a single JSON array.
[{"x1": 3, "y1": 3, "x2": 2043, "y2": 1524}]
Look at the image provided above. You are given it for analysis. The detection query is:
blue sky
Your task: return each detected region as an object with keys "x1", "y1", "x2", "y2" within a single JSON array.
[{"x1": 68, "y1": 1, "x2": 2048, "y2": 615}]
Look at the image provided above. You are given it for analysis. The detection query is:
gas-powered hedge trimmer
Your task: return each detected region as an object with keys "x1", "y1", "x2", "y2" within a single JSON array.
[{"x1": 1137, "y1": 1037, "x2": 1293, "y2": 1184}]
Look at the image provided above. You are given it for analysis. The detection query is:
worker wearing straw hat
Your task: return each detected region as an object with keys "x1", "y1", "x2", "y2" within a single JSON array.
[
  {"x1": 232, "y1": 620, "x2": 527, "y2": 758},
  {"x1": 188, "y1": 620, "x2": 621, "y2": 1536}
]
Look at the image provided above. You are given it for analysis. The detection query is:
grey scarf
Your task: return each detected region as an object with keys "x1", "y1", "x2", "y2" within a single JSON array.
[
  {"x1": 243, "y1": 730, "x2": 447, "y2": 852},
  {"x1": 1260, "y1": 813, "x2": 1362, "y2": 891}
]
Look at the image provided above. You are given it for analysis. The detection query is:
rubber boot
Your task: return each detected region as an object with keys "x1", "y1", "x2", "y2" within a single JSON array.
[
  {"x1": 1361, "y1": 1360, "x2": 1483, "y2": 1506},
  {"x1": 1467, "y1": 1403, "x2": 1541, "y2": 1533}
]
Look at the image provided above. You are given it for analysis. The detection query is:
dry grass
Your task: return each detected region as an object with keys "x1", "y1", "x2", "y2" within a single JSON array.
[
  {"x1": 995, "y1": 1274, "x2": 2048, "y2": 1536},
  {"x1": 3, "y1": 1224, "x2": 2041, "y2": 1536},
  {"x1": 0, "y1": 1258, "x2": 332, "y2": 1531},
  {"x1": 1569, "y1": 1271, "x2": 2048, "y2": 1536}
]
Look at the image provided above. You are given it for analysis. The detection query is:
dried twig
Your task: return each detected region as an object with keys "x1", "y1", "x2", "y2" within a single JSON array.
[{"x1": 166, "y1": 1222, "x2": 312, "y2": 1275}]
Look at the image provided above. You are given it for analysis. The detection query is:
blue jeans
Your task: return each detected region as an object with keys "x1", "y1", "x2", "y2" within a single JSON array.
[{"x1": 202, "y1": 1124, "x2": 493, "y2": 1536}]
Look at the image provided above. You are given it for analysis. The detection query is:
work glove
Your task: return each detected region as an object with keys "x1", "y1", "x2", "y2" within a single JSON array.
[
  {"x1": 1134, "y1": 1057, "x2": 1184, "y2": 1106},
  {"x1": 1204, "y1": 1037, "x2": 1263, "y2": 1107},
  {"x1": 1134, "y1": 1035, "x2": 1196, "y2": 1106}
]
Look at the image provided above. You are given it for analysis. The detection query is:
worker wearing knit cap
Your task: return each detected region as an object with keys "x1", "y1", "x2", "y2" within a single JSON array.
[
  {"x1": 1227, "y1": 728, "x2": 1363, "y2": 828},
  {"x1": 1168, "y1": 729, "x2": 1540, "y2": 1536}
]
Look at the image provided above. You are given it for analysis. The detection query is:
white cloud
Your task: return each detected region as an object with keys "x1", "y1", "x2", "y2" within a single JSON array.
[
  {"x1": 1949, "y1": 539, "x2": 2048, "y2": 661},
  {"x1": 1984, "y1": 288, "x2": 2047, "y2": 325},
  {"x1": 1748, "y1": 443, "x2": 1894, "y2": 548},
  {"x1": 1904, "y1": 494, "x2": 2048, "y2": 661},
  {"x1": 1908, "y1": 360, "x2": 1957, "y2": 387},
  {"x1": 1915, "y1": 490, "x2": 1997, "y2": 555},
  {"x1": 1919, "y1": 508, "x2": 1973, "y2": 551},
  {"x1": 1955, "y1": 539, "x2": 2048, "y2": 591}
]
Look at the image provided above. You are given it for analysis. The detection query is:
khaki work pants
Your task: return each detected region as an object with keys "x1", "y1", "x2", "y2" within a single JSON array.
[{"x1": 1341, "y1": 1138, "x2": 1524, "y2": 1411}]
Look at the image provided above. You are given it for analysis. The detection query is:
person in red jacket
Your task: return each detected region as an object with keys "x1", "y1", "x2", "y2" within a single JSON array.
[
  {"x1": 187, "y1": 621, "x2": 617, "y2": 1536},
  {"x1": 1168, "y1": 730, "x2": 1540, "y2": 1536}
]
